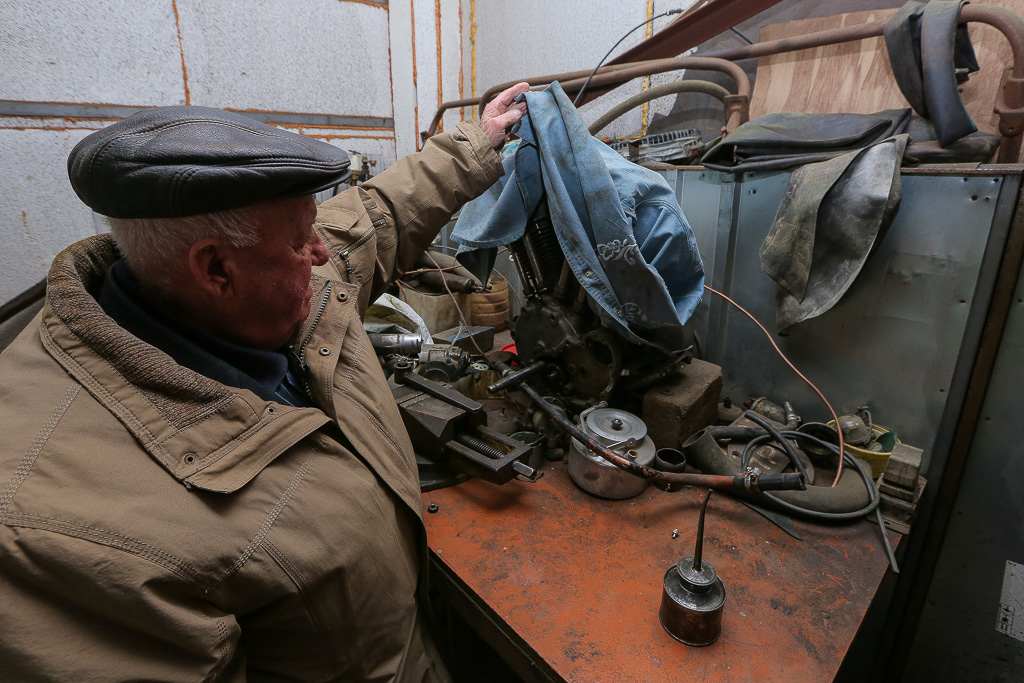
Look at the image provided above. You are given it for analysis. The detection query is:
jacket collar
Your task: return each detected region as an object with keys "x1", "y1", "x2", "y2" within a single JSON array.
[{"x1": 40, "y1": 234, "x2": 329, "y2": 493}]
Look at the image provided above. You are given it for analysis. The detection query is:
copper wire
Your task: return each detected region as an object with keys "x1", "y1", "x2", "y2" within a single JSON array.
[{"x1": 704, "y1": 285, "x2": 844, "y2": 487}]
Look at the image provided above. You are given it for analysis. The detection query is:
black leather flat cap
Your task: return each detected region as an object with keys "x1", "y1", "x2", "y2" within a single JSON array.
[{"x1": 68, "y1": 105, "x2": 352, "y2": 218}]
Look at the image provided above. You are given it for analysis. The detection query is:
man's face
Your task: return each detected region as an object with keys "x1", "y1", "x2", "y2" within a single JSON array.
[{"x1": 229, "y1": 195, "x2": 328, "y2": 350}]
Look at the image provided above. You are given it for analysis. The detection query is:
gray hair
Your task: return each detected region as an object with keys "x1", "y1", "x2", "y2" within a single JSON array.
[{"x1": 106, "y1": 204, "x2": 263, "y2": 289}]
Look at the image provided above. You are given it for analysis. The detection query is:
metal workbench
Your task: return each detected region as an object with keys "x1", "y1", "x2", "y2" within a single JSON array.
[{"x1": 424, "y1": 462, "x2": 896, "y2": 682}]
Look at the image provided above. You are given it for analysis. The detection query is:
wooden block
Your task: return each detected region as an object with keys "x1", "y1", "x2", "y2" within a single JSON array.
[{"x1": 641, "y1": 359, "x2": 723, "y2": 451}]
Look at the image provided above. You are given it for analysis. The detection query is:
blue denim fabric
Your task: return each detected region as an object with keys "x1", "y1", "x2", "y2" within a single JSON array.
[{"x1": 452, "y1": 82, "x2": 704, "y2": 350}]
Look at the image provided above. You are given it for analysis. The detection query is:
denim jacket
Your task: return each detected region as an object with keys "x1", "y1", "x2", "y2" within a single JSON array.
[{"x1": 451, "y1": 82, "x2": 704, "y2": 351}]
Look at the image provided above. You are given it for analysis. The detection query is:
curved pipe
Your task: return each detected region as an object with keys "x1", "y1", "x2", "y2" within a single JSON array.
[
  {"x1": 588, "y1": 79, "x2": 731, "y2": 136},
  {"x1": 435, "y1": 6, "x2": 1024, "y2": 160},
  {"x1": 475, "y1": 56, "x2": 751, "y2": 133},
  {"x1": 422, "y1": 62, "x2": 654, "y2": 141}
]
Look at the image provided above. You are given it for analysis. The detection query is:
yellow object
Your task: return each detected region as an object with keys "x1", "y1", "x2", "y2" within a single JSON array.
[{"x1": 827, "y1": 421, "x2": 897, "y2": 479}]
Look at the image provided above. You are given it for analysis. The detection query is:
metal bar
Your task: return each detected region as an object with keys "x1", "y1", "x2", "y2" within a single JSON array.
[
  {"x1": 0, "y1": 100, "x2": 395, "y2": 130},
  {"x1": 422, "y1": 63, "x2": 649, "y2": 140},
  {"x1": 0, "y1": 278, "x2": 45, "y2": 326},
  {"x1": 393, "y1": 363, "x2": 484, "y2": 414},
  {"x1": 487, "y1": 361, "x2": 546, "y2": 393}
]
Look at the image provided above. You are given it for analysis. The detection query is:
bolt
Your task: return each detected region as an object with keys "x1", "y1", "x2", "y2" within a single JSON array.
[
  {"x1": 611, "y1": 418, "x2": 623, "y2": 430},
  {"x1": 427, "y1": 503, "x2": 439, "y2": 513},
  {"x1": 723, "y1": 397, "x2": 732, "y2": 408},
  {"x1": 672, "y1": 529, "x2": 679, "y2": 539}
]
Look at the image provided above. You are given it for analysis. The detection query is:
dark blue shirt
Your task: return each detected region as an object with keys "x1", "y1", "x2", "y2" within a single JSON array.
[{"x1": 97, "y1": 259, "x2": 314, "y2": 408}]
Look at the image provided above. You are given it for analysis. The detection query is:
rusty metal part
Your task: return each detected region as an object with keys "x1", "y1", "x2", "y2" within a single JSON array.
[
  {"x1": 487, "y1": 360, "x2": 546, "y2": 394},
  {"x1": 436, "y1": 6, "x2": 1024, "y2": 161},
  {"x1": 659, "y1": 490, "x2": 727, "y2": 647},
  {"x1": 493, "y1": 360, "x2": 804, "y2": 494},
  {"x1": 588, "y1": 79, "x2": 732, "y2": 136},
  {"x1": 423, "y1": 464, "x2": 900, "y2": 682}
]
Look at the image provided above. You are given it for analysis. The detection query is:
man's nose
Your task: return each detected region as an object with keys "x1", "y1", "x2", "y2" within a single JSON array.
[{"x1": 310, "y1": 232, "x2": 329, "y2": 266}]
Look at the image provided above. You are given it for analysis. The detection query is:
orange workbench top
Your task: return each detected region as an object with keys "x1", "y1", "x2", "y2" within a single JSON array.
[{"x1": 423, "y1": 461, "x2": 896, "y2": 682}]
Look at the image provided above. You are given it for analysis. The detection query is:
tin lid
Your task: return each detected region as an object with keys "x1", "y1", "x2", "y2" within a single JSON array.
[
  {"x1": 584, "y1": 408, "x2": 647, "y2": 447},
  {"x1": 677, "y1": 557, "x2": 718, "y2": 592}
]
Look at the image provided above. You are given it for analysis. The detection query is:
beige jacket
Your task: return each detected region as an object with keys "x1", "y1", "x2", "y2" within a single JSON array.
[{"x1": 0, "y1": 122, "x2": 502, "y2": 681}]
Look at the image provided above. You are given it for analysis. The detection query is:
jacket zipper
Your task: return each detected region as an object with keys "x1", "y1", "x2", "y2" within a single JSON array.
[
  {"x1": 295, "y1": 281, "x2": 333, "y2": 401},
  {"x1": 337, "y1": 224, "x2": 378, "y2": 276}
]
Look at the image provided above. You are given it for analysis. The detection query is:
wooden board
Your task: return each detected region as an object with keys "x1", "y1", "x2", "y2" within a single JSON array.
[{"x1": 748, "y1": 2, "x2": 1024, "y2": 148}]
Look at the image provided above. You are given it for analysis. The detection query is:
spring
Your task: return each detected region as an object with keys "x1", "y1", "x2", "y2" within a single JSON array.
[{"x1": 455, "y1": 432, "x2": 507, "y2": 460}]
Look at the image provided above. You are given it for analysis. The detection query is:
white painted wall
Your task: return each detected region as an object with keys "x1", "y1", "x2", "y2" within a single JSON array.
[{"x1": 461, "y1": 0, "x2": 698, "y2": 139}]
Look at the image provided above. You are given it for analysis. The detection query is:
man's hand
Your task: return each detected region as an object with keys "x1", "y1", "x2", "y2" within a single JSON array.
[{"x1": 480, "y1": 82, "x2": 530, "y2": 151}]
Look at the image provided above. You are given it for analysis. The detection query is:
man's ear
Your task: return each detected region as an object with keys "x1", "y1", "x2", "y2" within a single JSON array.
[{"x1": 187, "y1": 239, "x2": 237, "y2": 298}]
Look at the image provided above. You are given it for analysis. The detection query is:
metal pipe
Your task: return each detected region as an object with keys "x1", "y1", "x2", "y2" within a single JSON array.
[
  {"x1": 423, "y1": 62, "x2": 650, "y2": 139},
  {"x1": 441, "y1": 6, "x2": 1024, "y2": 160},
  {"x1": 692, "y1": 489, "x2": 713, "y2": 571},
  {"x1": 553, "y1": 261, "x2": 573, "y2": 301},
  {"x1": 478, "y1": 56, "x2": 750, "y2": 119},
  {"x1": 588, "y1": 80, "x2": 732, "y2": 136},
  {"x1": 497, "y1": 363, "x2": 804, "y2": 494},
  {"x1": 0, "y1": 278, "x2": 45, "y2": 326},
  {"x1": 487, "y1": 361, "x2": 546, "y2": 393}
]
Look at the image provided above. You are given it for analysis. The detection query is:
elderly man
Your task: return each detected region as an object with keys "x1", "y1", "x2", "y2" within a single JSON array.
[{"x1": 0, "y1": 83, "x2": 528, "y2": 681}]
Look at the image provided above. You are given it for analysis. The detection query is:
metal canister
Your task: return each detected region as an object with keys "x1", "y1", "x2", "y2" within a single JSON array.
[
  {"x1": 659, "y1": 489, "x2": 726, "y2": 646},
  {"x1": 568, "y1": 408, "x2": 655, "y2": 499},
  {"x1": 659, "y1": 557, "x2": 727, "y2": 646}
]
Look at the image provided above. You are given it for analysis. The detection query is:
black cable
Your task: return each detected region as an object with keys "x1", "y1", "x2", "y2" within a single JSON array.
[
  {"x1": 572, "y1": 8, "x2": 687, "y2": 107},
  {"x1": 738, "y1": 429, "x2": 900, "y2": 573},
  {"x1": 743, "y1": 411, "x2": 809, "y2": 483},
  {"x1": 743, "y1": 433, "x2": 878, "y2": 521},
  {"x1": 729, "y1": 27, "x2": 753, "y2": 44}
]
